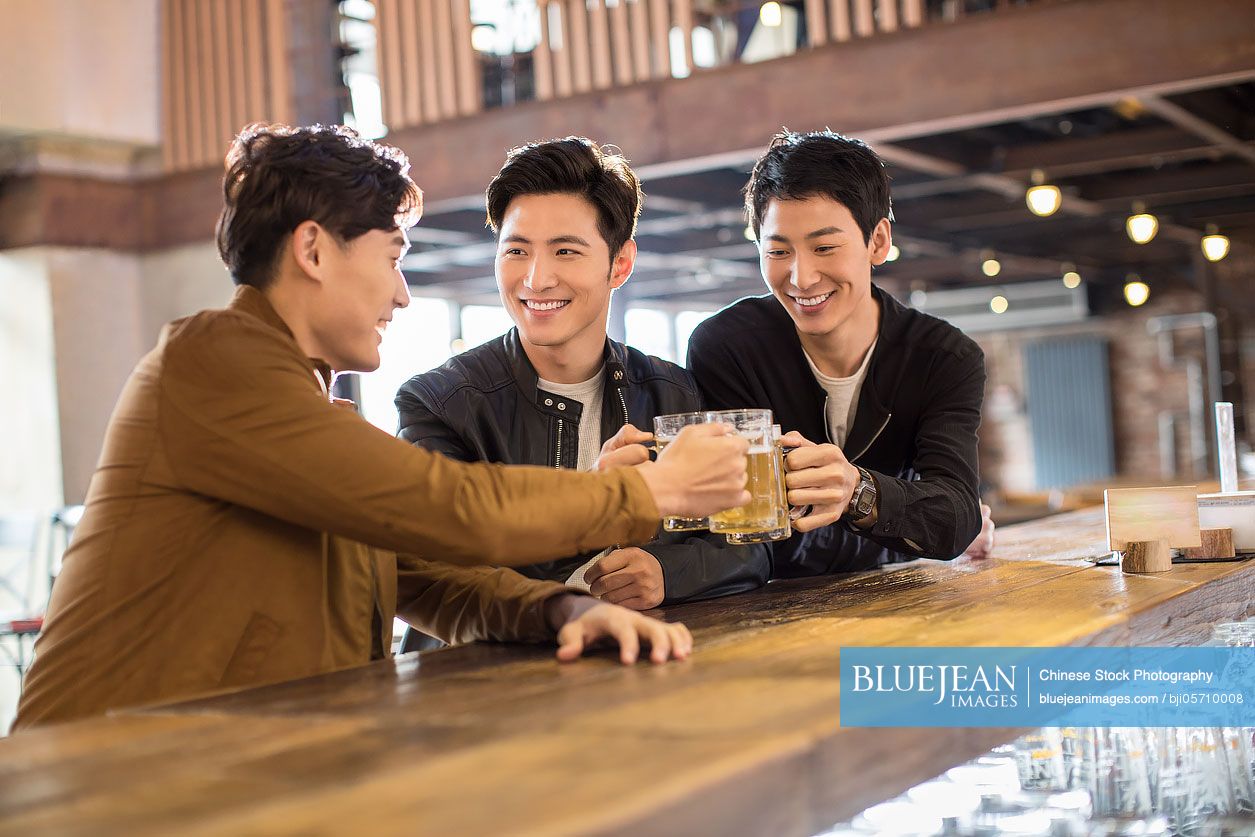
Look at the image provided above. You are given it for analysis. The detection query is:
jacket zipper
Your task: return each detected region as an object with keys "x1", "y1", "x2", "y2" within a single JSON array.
[
  {"x1": 553, "y1": 417, "x2": 564, "y2": 468},
  {"x1": 617, "y1": 385, "x2": 629, "y2": 427},
  {"x1": 847, "y1": 412, "x2": 892, "y2": 463}
]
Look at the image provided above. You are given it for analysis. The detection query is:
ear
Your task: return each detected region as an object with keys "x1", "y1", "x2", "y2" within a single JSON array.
[
  {"x1": 609, "y1": 239, "x2": 637, "y2": 290},
  {"x1": 290, "y1": 220, "x2": 330, "y2": 284},
  {"x1": 868, "y1": 218, "x2": 893, "y2": 266}
]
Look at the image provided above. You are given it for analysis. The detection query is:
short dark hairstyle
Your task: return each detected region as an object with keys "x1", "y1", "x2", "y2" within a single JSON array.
[
  {"x1": 744, "y1": 129, "x2": 892, "y2": 244},
  {"x1": 215, "y1": 123, "x2": 423, "y2": 289},
  {"x1": 485, "y1": 137, "x2": 642, "y2": 257}
]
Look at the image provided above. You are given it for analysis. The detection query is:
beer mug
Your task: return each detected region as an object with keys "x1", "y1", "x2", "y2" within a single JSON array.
[
  {"x1": 705, "y1": 409, "x2": 790, "y2": 543},
  {"x1": 653, "y1": 411, "x2": 711, "y2": 532},
  {"x1": 725, "y1": 424, "x2": 791, "y2": 544}
]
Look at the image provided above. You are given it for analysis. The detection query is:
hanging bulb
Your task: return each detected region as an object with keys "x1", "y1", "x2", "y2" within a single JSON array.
[
  {"x1": 1126, "y1": 201, "x2": 1158, "y2": 244},
  {"x1": 990, "y1": 295, "x2": 1009, "y2": 314},
  {"x1": 1124, "y1": 276, "x2": 1150, "y2": 307},
  {"x1": 759, "y1": 1, "x2": 783, "y2": 26},
  {"x1": 885, "y1": 244, "x2": 901, "y2": 262},
  {"x1": 1201, "y1": 225, "x2": 1230, "y2": 262},
  {"x1": 1025, "y1": 169, "x2": 1061, "y2": 217}
]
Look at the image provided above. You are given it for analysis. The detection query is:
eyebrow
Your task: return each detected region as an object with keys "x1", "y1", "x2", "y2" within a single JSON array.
[
  {"x1": 764, "y1": 226, "x2": 846, "y2": 243},
  {"x1": 502, "y1": 234, "x2": 592, "y2": 248}
]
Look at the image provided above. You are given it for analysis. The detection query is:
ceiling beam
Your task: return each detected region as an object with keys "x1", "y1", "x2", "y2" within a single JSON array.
[
  {"x1": 385, "y1": 0, "x2": 1255, "y2": 203},
  {"x1": 1139, "y1": 95, "x2": 1255, "y2": 168}
]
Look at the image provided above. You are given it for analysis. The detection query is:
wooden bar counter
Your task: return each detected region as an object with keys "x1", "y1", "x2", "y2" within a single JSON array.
[{"x1": 1, "y1": 508, "x2": 1252, "y2": 835}]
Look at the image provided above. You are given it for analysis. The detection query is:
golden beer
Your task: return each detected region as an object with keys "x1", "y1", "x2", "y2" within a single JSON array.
[
  {"x1": 653, "y1": 411, "x2": 710, "y2": 532},
  {"x1": 710, "y1": 447, "x2": 783, "y2": 534}
]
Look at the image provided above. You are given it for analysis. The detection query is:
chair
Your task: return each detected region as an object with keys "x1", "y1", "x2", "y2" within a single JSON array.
[{"x1": 0, "y1": 506, "x2": 83, "y2": 680}]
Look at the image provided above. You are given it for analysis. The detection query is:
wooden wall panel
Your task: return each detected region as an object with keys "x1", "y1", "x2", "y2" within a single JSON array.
[
  {"x1": 396, "y1": 0, "x2": 423, "y2": 125},
  {"x1": 902, "y1": 0, "x2": 923, "y2": 27},
  {"x1": 226, "y1": 0, "x2": 249, "y2": 137},
  {"x1": 242, "y1": 0, "x2": 266, "y2": 123},
  {"x1": 805, "y1": 0, "x2": 829, "y2": 47},
  {"x1": 568, "y1": 0, "x2": 592, "y2": 92},
  {"x1": 161, "y1": 0, "x2": 297, "y2": 170},
  {"x1": 609, "y1": 0, "x2": 633, "y2": 86},
  {"x1": 264, "y1": 0, "x2": 292, "y2": 123},
  {"x1": 432, "y1": 0, "x2": 458, "y2": 117},
  {"x1": 211, "y1": 0, "x2": 233, "y2": 145},
  {"x1": 628, "y1": 0, "x2": 651, "y2": 83},
  {"x1": 418, "y1": 0, "x2": 441, "y2": 122},
  {"x1": 648, "y1": 0, "x2": 669, "y2": 78},
  {"x1": 829, "y1": 0, "x2": 852, "y2": 42},
  {"x1": 590, "y1": 0, "x2": 613, "y2": 89},
  {"x1": 552, "y1": 2, "x2": 575, "y2": 97},
  {"x1": 877, "y1": 0, "x2": 898, "y2": 32},
  {"x1": 182, "y1": 0, "x2": 206, "y2": 165},
  {"x1": 451, "y1": 0, "x2": 479, "y2": 115},
  {"x1": 161, "y1": 0, "x2": 181, "y2": 169},
  {"x1": 853, "y1": 0, "x2": 874, "y2": 36},
  {"x1": 673, "y1": 0, "x2": 693, "y2": 75},
  {"x1": 534, "y1": 1, "x2": 556, "y2": 100}
]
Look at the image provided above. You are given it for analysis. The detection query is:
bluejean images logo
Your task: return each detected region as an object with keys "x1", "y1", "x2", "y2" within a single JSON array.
[
  {"x1": 850, "y1": 661, "x2": 1020, "y2": 708},
  {"x1": 840, "y1": 647, "x2": 1255, "y2": 728}
]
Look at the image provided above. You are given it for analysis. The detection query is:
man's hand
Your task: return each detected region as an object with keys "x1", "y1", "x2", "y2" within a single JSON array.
[
  {"x1": 543, "y1": 593, "x2": 692, "y2": 664},
  {"x1": 961, "y1": 503, "x2": 995, "y2": 560},
  {"x1": 637, "y1": 424, "x2": 750, "y2": 519},
  {"x1": 779, "y1": 431, "x2": 862, "y2": 533},
  {"x1": 594, "y1": 423, "x2": 653, "y2": 471},
  {"x1": 584, "y1": 548, "x2": 664, "y2": 610}
]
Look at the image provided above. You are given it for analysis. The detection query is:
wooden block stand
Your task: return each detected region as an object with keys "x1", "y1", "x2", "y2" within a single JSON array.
[
  {"x1": 1121, "y1": 539, "x2": 1172, "y2": 573},
  {"x1": 1179, "y1": 527, "x2": 1237, "y2": 561}
]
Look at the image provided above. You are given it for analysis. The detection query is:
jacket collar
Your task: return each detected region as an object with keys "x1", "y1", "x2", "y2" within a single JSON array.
[
  {"x1": 501, "y1": 328, "x2": 629, "y2": 421},
  {"x1": 228, "y1": 285, "x2": 334, "y2": 396},
  {"x1": 843, "y1": 284, "x2": 896, "y2": 461},
  {"x1": 768, "y1": 284, "x2": 896, "y2": 460}
]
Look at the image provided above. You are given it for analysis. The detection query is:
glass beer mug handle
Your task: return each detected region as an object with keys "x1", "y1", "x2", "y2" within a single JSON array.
[{"x1": 778, "y1": 441, "x2": 812, "y2": 521}]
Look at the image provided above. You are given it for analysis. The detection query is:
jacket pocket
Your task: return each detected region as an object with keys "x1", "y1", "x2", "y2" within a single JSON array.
[{"x1": 220, "y1": 611, "x2": 284, "y2": 687}]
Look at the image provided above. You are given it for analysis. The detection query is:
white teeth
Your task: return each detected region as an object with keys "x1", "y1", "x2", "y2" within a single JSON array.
[
  {"x1": 796, "y1": 292, "x2": 833, "y2": 307},
  {"x1": 525, "y1": 299, "x2": 569, "y2": 311}
]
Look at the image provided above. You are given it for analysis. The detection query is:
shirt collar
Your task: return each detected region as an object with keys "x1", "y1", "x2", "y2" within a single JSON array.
[{"x1": 228, "y1": 285, "x2": 334, "y2": 396}]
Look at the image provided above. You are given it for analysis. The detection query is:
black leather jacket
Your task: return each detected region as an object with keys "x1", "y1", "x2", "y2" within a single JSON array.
[
  {"x1": 395, "y1": 329, "x2": 770, "y2": 603},
  {"x1": 688, "y1": 285, "x2": 985, "y2": 576}
]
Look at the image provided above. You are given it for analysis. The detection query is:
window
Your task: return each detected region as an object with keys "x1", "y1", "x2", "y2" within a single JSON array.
[
  {"x1": 460, "y1": 304, "x2": 514, "y2": 349},
  {"x1": 625, "y1": 308, "x2": 675, "y2": 362},
  {"x1": 356, "y1": 297, "x2": 453, "y2": 433},
  {"x1": 625, "y1": 307, "x2": 717, "y2": 365},
  {"x1": 675, "y1": 310, "x2": 714, "y2": 366}
]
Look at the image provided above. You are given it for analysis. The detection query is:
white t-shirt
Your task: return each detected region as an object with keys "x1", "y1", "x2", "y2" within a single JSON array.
[
  {"x1": 537, "y1": 369, "x2": 605, "y2": 474},
  {"x1": 803, "y1": 342, "x2": 876, "y2": 448},
  {"x1": 539, "y1": 369, "x2": 610, "y2": 591}
]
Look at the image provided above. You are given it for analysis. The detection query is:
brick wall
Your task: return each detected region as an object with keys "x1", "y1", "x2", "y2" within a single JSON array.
[{"x1": 969, "y1": 286, "x2": 1246, "y2": 493}]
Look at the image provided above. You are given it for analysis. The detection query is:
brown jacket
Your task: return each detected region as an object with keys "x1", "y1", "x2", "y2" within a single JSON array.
[{"x1": 14, "y1": 287, "x2": 659, "y2": 730}]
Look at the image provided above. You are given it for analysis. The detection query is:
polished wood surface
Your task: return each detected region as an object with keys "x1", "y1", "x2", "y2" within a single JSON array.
[{"x1": 1, "y1": 508, "x2": 1251, "y2": 836}]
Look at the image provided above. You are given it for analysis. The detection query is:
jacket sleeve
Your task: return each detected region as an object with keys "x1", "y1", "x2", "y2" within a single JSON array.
[
  {"x1": 395, "y1": 555, "x2": 576, "y2": 644},
  {"x1": 154, "y1": 315, "x2": 659, "y2": 567},
  {"x1": 856, "y1": 347, "x2": 985, "y2": 560},
  {"x1": 643, "y1": 533, "x2": 770, "y2": 604},
  {"x1": 395, "y1": 379, "x2": 477, "y2": 462}
]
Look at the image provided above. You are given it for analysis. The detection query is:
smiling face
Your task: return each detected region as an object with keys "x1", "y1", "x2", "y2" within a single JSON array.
[
  {"x1": 307, "y1": 227, "x2": 412, "y2": 372},
  {"x1": 495, "y1": 192, "x2": 634, "y2": 353},
  {"x1": 758, "y1": 195, "x2": 891, "y2": 340}
]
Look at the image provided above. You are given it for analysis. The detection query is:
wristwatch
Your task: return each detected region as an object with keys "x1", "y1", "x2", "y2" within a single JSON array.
[{"x1": 845, "y1": 466, "x2": 878, "y2": 522}]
